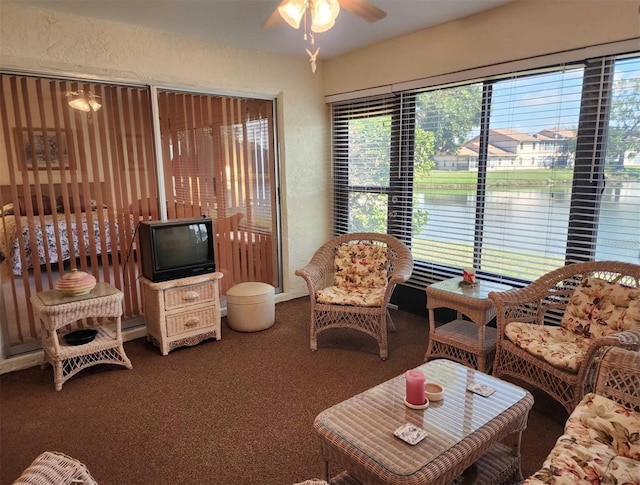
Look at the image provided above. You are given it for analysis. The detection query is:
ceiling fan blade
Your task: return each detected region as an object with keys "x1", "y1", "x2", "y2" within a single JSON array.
[
  {"x1": 339, "y1": 0, "x2": 387, "y2": 23},
  {"x1": 262, "y1": 0, "x2": 288, "y2": 28}
]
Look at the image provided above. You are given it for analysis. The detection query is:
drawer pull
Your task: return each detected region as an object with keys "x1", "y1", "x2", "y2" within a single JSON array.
[
  {"x1": 183, "y1": 291, "x2": 199, "y2": 301},
  {"x1": 184, "y1": 318, "x2": 200, "y2": 327}
]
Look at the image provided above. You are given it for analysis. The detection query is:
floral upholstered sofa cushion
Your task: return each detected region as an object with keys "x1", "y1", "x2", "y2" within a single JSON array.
[
  {"x1": 504, "y1": 278, "x2": 640, "y2": 372},
  {"x1": 316, "y1": 243, "x2": 388, "y2": 307},
  {"x1": 560, "y1": 278, "x2": 640, "y2": 338},
  {"x1": 523, "y1": 392, "x2": 640, "y2": 485}
]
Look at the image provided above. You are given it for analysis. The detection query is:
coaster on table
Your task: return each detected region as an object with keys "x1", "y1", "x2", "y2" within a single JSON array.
[
  {"x1": 393, "y1": 423, "x2": 428, "y2": 445},
  {"x1": 467, "y1": 382, "x2": 495, "y2": 397},
  {"x1": 404, "y1": 397, "x2": 429, "y2": 410}
]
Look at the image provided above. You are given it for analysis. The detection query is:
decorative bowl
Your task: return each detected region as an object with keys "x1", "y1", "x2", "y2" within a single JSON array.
[
  {"x1": 55, "y1": 269, "x2": 97, "y2": 296},
  {"x1": 63, "y1": 328, "x2": 98, "y2": 346},
  {"x1": 424, "y1": 381, "x2": 445, "y2": 401}
]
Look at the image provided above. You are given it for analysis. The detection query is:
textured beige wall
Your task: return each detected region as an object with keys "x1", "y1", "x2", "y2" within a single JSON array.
[
  {"x1": 0, "y1": 2, "x2": 330, "y2": 301},
  {"x1": 323, "y1": 0, "x2": 640, "y2": 96}
]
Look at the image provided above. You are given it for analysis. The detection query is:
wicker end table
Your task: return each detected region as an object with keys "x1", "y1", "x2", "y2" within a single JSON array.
[
  {"x1": 31, "y1": 282, "x2": 132, "y2": 391},
  {"x1": 424, "y1": 277, "x2": 512, "y2": 373},
  {"x1": 314, "y1": 359, "x2": 533, "y2": 485}
]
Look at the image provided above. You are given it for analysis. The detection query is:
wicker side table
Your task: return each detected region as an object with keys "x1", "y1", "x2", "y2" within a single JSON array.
[
  {"x1": 31, "y1": 282, "x2": 132, "y2": 391},
  {"x1": 425, "y1": 277, "x2": 512, "y2": 372}
]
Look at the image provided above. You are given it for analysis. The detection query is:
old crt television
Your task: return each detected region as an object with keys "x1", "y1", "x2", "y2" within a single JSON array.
[{"x1": 138, "y1": 217, "x2": 215, "y2": 282}]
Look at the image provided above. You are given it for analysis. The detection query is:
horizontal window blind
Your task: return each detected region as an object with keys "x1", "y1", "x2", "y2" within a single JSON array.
[
  {"x1": 592, "y1": 56, "x2": 640, "y2": 264},
  {"x1": 481, "y1": 67, "x2": 584, "y2": 282},
  {"x1": 332, "y1": 52, "x2": 640, "y2": 290},
  {"x1": 332, "y1": 95, "x2": 400, "y2": 236}
]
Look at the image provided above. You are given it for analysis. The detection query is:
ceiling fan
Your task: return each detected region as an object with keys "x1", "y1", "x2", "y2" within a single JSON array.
[
  {"x1": 262, "y1": 0, "x2": 387, "y2": 72},
  {"x1": 65, "y1": 90, "x2": 102, "y2": 113},
  {"x1": 262, "y1": 0, "x2": 387, "y2": 30}
]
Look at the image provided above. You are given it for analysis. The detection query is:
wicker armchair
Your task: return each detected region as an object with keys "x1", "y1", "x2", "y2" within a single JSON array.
[
  {"x1": 489, "y1": 261, "x2": 640, "y2": 414},
  {"x1": 295, "y1": 233, "x2": 413, "y2": 360},
  {"x1": 13, "y1": 451, "x2": 97, "y2": 485}
]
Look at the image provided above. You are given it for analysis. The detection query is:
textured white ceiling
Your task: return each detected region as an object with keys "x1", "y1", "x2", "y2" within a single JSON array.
[{"x1": 10, "y1": 0, "x2": 515, "y2": 59}]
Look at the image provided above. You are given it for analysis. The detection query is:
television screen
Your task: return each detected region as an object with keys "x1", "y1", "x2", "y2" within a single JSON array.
[
  {"x1": 154, "y1": 223, "x2": 210, "y2": 271},
  {"x1": 139, "y1": 217, "x2": 215, "y2": 282}
]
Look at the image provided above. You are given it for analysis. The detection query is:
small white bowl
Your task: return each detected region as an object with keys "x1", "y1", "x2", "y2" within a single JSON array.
[{"x1": 424, "y1": 382, "x2": 444, "y2": 401}]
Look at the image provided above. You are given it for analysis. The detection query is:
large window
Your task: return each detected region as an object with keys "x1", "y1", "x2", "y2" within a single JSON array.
[{"x1": 332, "y1": 52, "x2": 640, "y2": 288}]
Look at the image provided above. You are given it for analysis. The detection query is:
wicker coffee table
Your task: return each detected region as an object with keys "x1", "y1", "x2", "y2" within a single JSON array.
[
  {"x1": 425, "y1": 277, "x2": 512, "y2": 373},
  {"x1": 314, "y1": 359, "x2": 533, "y2": 485}
]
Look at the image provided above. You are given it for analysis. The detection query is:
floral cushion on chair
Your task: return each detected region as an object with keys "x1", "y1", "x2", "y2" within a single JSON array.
[
  {"x1": 560, "y1": 277, "x2": 640, "y2": 338},
  {"x1": 504, "y1": 322, "x2": 593, "y2": 372},
  {"x1": 314, "y1": 243, "x2": 388, "y2": 307},
  {"x1": 523, "y1": 392, "x2": 640, "y2": 484},
  {"x1": 333, "y1": 243, "x2": 388, "y2": 289},
  {"x1": 316, "y1": 286, "x2": 386, "y2": 307}
]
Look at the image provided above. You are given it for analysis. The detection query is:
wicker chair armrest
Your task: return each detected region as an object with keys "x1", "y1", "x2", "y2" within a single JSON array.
[
  {"x1": 489, "y1": 286, "x2": 546, "y2": 314},
  {"x1": 594, "y1": 341, "x2": 640, "y2": 411},
  {"x1": 575, "y1": 329, "x2": 640, "y2": 400},
  {"x1": 489, "y1": 287, "x2": 546, "y2": 338},
  {"x1": 388, "y1": 252, "x2": 414, "y2": 285},
  {"x1": 295, "y1": 264, "x2": 328, "y2": 301}
]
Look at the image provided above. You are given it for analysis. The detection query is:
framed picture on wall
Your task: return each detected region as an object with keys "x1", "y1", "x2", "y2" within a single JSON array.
[{"x1": 17, "y1": 128, "x2": 73, "y2": 170}]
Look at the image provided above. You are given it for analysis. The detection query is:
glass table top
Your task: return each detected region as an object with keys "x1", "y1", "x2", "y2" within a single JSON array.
[
  {"x1": 37, "y1": 282, "x2": 119, "y2": 306},
  {"x1": 315, "y1": 359, "x2": 528, "y2": 476},
  {"x1": 430, "y1": 277, "x2": 512, "y2": 301}
]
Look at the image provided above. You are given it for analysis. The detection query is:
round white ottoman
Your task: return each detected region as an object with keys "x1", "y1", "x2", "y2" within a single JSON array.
[{"x1": 226, "y1": 282, "x2": 275, "y2": 332}]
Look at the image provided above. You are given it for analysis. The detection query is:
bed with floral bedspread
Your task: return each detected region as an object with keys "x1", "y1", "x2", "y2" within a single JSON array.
[{"x1": 0, "y1": 209, "x2": 129, "y2": 275}]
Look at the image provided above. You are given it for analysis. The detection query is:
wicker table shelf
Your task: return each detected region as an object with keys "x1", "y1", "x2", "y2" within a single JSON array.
[
  {"x1": 31, "y1": 282, "x2": 132, "y2": 391},
  {"x1": 425, "y1": 277, "x2": 512, "y2": 373}
]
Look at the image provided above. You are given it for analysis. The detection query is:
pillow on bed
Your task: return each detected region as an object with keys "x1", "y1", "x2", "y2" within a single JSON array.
[
  {"x1": 90, "y1": 199, "x2": 107, "y2": 210},
  {"x1": 56, "y1": 196, "x2": 105, "y2": 213},
  {"x1": 56, "y1": 195, "x2": 86, "y2": 213},
  {"x1": 0, "y1": 203, "x2": 14, "y2": 216},
  {"x1": 18, "y1": 196, "x2": 52, "y2": 216}
]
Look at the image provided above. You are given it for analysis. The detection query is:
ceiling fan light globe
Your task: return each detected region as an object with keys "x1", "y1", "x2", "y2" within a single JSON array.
[
  {"x1": 278, "y1": 0, "x2": 305, "y2": 29},
  {"x1": 311, "y1": 0, "x2": 339, "y2": 32},
  {"x1": 311, "y1": 17, "x2": 335, "y2": 33},
  {"x1": 88, "y1": 99, "x2": 102, "y2": 112}
]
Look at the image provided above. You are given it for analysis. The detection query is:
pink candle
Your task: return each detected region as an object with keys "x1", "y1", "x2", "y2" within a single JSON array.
[{"x1": 405, "y1": 370, "x2": 426, "y2": 405}]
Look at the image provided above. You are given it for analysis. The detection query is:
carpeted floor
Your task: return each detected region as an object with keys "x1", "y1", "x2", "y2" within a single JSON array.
[{"x1": 0, "y1": 297, "x2": 566, "y2": 484}]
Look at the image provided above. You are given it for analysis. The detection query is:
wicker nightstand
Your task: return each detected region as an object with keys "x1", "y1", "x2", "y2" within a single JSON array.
[
  {"x1": 31, "y1": 282, "x2": 132, "y2": 391},
  {"x1": 140, "y1": 272, "x2": 223, "y2": 355}
]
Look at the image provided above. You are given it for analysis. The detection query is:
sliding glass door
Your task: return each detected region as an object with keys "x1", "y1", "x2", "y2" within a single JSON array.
[
  {"x1": 156, "y1": 90, "x2": 279, "y2": 294},
  {"x1": 0, "y1": 75, "x2": 155, "y2": 354},
  {"x1": 0, "y1": 74, "x2": 281, "y2": 356}
]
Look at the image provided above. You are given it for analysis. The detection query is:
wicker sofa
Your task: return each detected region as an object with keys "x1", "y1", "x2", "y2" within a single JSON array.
[{"x1": 523, "y1": 347, "x2": 640, "y2": 484}]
